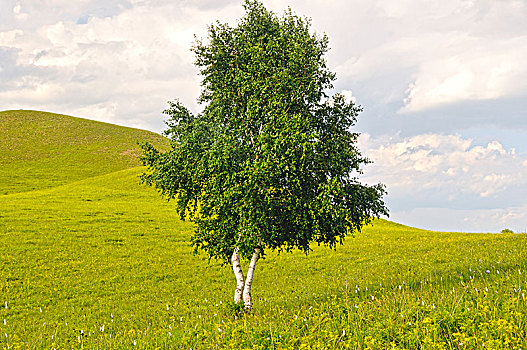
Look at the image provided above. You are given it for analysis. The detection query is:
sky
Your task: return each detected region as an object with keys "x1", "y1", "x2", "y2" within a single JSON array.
[{"x1": 1, "y1": 0, "x2": 527, "y2": 233}]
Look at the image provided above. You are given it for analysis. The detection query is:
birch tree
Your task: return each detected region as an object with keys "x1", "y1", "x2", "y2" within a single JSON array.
[{"x1": 141, "y1": 0, "x2": 388, "y2": 312}]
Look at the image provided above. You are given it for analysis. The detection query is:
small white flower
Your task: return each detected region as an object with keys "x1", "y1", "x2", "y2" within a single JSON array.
[
  {"x1": 166, "y1": 304, "x2": 169, "y2": 311},
  {"x1": 77, "y1": 336, "x2": 81, "y2": 343},
  {"x1": 3, "y1": 319, "x2": 5, "y2": 325},
  {"x1": 180, "y1": 316, "x2": 183, "y2": 322},
  {"x1": 39, "y1": 307, "x2": 42, "y2": 313},
  {"x1": 4, "y1": 302, "x2": 6, "y2": 309},
  {"x1": 133, "y1": 340, "x2": 136, "y2": 346},
  {"x1": 371, "y1": 295, "x2": 375, "y2": 300},
  {"x1": 168, "y1": 331, "x2": 172, "y2": 336},
  {"x1": 168, "y1": 324, "x2": 171, "y2": 329},
  {"x1": 100, "y1": 324, "x2": 105, "y2": 332}
]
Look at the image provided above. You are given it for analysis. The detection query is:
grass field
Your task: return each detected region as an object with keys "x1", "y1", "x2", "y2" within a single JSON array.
[
  {"x1": 1, "y1": 111, "x2": 526, "y2": 349},
  {"x1": 0, "y1": 110, "x2": 167, "y2": 195}
]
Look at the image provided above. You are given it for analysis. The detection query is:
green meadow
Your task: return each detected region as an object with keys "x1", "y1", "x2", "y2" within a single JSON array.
[
  {"x1": 0, "y1": 110, "x2": 167, "y2": 195},
  {"x1": 1, "y1": 111, "x2": 526, "y2": 349}
]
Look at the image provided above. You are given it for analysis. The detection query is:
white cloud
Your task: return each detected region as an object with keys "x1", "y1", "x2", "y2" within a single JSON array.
[
  {"x1": 333, "y1": 0, "x2": 527, "y2": 112},
  {"x1": 359, "y1": 132, "x2": 527, "y2": 231},
  {"x1": 2, "y1": 0, "x2": 526, "y2": 130},
  {"x1": 0, "y1": 1, "x2": 243, "y2": 129},
  {"x1": 400, "y1": 36, "x2": 527, "y2": 112},
  {"x1": 13, "y1": 3, "x2": 29, "y2": 21},
  {"x1": 360, "y1": 133, "x2": 527, "y2": 201},
  {"x1": 340, "y1": 89, "x2": 356, "y2": 104},
  {"x1": 0, "y1": 29, "x2": 23, "y2": 44}
]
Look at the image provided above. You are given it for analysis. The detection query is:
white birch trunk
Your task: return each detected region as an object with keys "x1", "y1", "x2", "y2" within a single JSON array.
[
  {"x1": 242, "y1": 248, "x2": 261, "y2": 312},
  {"x1": 232, "y1": 247, "x2": 245, "y2": 304}
]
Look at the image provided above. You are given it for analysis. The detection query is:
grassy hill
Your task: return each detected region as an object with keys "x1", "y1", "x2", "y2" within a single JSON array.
[
  {"x1": 0, "y1": 110, "x2": 168, "y2": 194},
  {"x1": 0, "y1": 111, "x2": 526, "y2": 349}
]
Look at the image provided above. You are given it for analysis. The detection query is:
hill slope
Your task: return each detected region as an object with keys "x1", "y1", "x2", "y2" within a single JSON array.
[{"x1": 0, "y1": 110, "x2": 168, "y2": 194}]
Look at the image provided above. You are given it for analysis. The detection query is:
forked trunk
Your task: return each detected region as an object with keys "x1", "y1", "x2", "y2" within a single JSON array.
[
  {"x1": 242, "y1": 248, "x2": 261, "y2": 312},
  {"x1": 232, "y1": 247, "x2": 261, "y2": 313},
  {"x1": 232, "y1": 247, "x2": 245, "y2": 303}
]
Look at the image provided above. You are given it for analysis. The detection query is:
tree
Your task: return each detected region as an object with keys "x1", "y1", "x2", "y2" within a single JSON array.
[{"x1": 141, "y1": 0, "x2": 388, "y2": 312}]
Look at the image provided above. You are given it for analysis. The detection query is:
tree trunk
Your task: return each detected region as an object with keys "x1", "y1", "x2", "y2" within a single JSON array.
[
  {"x1": 242, "y1": 248, "x2": 261, "y2": 312},
  {"x1": 232, "y1": 247, "x2": 245, "y2": 304}
]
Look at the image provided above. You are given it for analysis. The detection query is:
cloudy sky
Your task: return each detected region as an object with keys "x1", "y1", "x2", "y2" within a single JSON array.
[{"x1": 2, "y1": 0, "x2": 527, "y2": 233}]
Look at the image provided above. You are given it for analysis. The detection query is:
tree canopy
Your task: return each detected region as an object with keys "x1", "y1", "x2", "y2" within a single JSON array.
[{"x1": 141, "y1": 0, "x2": 388, "y2": 263}]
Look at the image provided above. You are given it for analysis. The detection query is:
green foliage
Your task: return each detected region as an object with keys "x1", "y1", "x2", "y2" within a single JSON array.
[
  {"x1": 501, "y1": 228, "x2": 514, "y2": 234},
  {"x1": 0, "y1": 110, "x2": 167, "y2": 195},
  {"x1": 141, "y1": 0, "x2": 387, "y2": 262}
]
